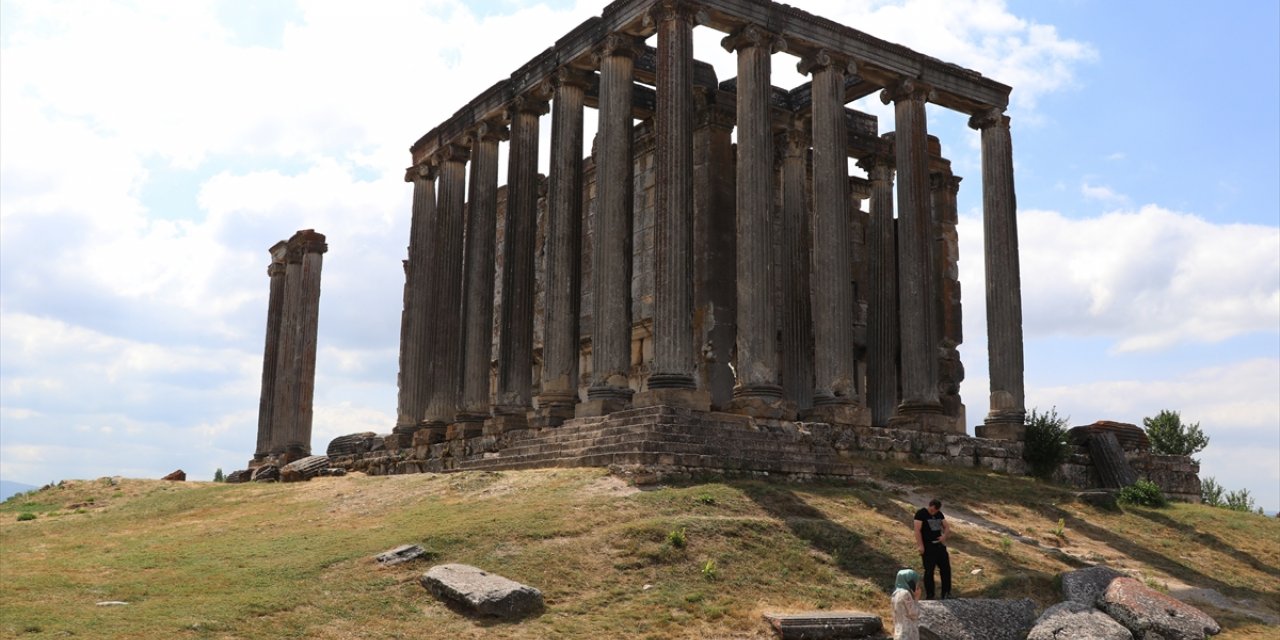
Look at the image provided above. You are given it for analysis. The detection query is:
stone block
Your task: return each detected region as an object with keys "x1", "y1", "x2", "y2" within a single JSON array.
[
  {"x1": 632, "y1": 389, "x2": 711, "y2": 412},
  {"x1": 761, "y1": 611, "x2": 883, "y2": 639},
  {"x1": 918, "y1": 598, "x2": 1036, "y2": 640},
  {"x1": 1027, "y1": 601, "x2": 1133, "y2": 640},
  {"x1": 574, "y1": 397, "x2": 632, "y2": 418},
  {"x1": 280, "y1": 455, "x2": 329, "y2": 482},
  {"x1": 801, "y1": 403, "x2": 871, "y2": 426},
  {"x1": 161, "y1": 469, "x2": 186, "y2": 482},
  {"x1": 1099, "y1": 577, "x2": 1219, "y2": 640},
  {"x1": 976, "y1": 420, "x2": 1025, "y2": 441},
  {"x1": 1061, "y1": 566, "x2": 1126, "y2": 605},
  {"x1": 421, "y1": 564, "x2": 544, "y2": 619},
  {"x1": 375, "y1": 544, "x2": 434, "y2": 566}
]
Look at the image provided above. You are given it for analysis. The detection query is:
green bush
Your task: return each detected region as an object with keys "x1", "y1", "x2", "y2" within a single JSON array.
[
  {"x1": 1143, "y1": 410, "x2": 1209, "y2": 460},
  {"x1": 1200, "y1": 476, "x2": 1225, "y2": 507},
  {"x1": 1117, "y1": 480, "x2": 1168, "y2": 508},
  {"x1": 1224, "y1": 488, "x2": 1257, "y2": 513},
  {"x1": 17, "y1": 512, "x2": 36, "y2": 521},
  {"x1": 213, "y1": 468, "x2": 225, "y2": 483},
  {"x1": 666, "y1": 527, "x2": 687, "y2": 550},
  {"x1": 1023, "y1": 407, "x2": 1071, "y2": 479}
]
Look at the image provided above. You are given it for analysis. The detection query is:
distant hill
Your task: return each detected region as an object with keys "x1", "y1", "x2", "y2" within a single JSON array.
[
  {"x1": 0, "y1": 466, "x2": 1276, "y2": 638},
  {"x1": 0, "y1": 480, "x2": 37, "y2": 502}
]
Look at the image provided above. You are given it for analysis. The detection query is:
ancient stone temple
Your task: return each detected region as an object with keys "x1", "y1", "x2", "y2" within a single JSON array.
[
  {"x1": 335, "y1": 0, "x2": 1033, "y2": 479},
  {"x1": 251, "y1": 229, "x2": 328, "y2": 467}
]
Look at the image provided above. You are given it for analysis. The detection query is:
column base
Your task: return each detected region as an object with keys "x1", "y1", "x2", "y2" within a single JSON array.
[
  {"x1": 801, "y1": 402, "x2": 870, "y2": 426},
  {"x1": 633, "y1": 388, "x2": 711, "y2": 412},
  {"x1": 388, "y1": 423, "x2": 423, "y2": 449},
  {"x1": 646, "y1": 372, "x2": 697, "y2": 390},
  {"x1": 890, "y1": 402, "x2": 961, "y2": 433},
  {"x1": 726, "y1": 388, "x2": 795, "y2": 420},
  {"x1": 484, "y1": 411, "x2": 530, "y2": 435},
  {"x1": 976, "y1": 416, "x2": 1025, "y2": 441},
  {"x1": 530, "y1": 403, "x2": 576, "y2": 428},
  {"x1": 447, "y1": 415, "x2": 486, "y2": 440},
  {"x1": 576, "y1": 397, "x2": 632, "y2": 418}
]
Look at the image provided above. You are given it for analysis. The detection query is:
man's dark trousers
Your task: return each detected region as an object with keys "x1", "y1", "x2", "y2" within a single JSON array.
[{"x1": 922, "y1": 543, "x2": 951, "y2": 599}]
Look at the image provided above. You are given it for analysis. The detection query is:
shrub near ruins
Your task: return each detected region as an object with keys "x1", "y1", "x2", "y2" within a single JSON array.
[{"x1": 1022, "y1": 407, "x2": 1071, "y2": 479}]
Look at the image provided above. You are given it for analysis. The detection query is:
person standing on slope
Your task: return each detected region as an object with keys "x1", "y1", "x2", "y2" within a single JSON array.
[
  {"x1": 913, "y1": 498, "x2": 952, "y2": 599},
  {"x1": 891, "y1": 568, "x2": 922, "y2": 640}
]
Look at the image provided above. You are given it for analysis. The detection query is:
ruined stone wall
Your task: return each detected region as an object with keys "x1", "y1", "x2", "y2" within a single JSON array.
[{"x1": 1053, "y1": 444, "x2": 1201, "y2": 503}]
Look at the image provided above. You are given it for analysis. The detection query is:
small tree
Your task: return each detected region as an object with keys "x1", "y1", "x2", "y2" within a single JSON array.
[
  {"x1": 1143, "y1": 410, "x2": 1209, "y2": 460},
  {"x1": 213, "y1": 468, "x2": 225, "y2": 483},
  {"x1": 1200, "y1": 476, "x2": 1225, "y2": 507},
  {"x1": 1023, "y1": 407, "x2": 1071, "y2": 479},
  {"x1": 1224, "y1": 488, "x2": 1256, "y2": 513}
]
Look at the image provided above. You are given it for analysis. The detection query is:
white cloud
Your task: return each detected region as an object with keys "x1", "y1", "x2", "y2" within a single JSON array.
[{"x1": 1080, "y1": 181, "x2": 1127, "y2": 204}]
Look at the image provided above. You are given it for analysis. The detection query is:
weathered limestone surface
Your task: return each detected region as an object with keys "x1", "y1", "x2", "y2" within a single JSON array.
[
  {"x1": 420, "y1": 564, "x2": 544, "y2": 619},
  {"x1": 1099, "y1": 577, "x2": 1220, "y2": 640},
  {"x1": 375, "y1": 544, "x2": 432, "y2": 566},
  {"x1": 1061, "y1": 566, "x2": 1126, "y2": 605},
  {"x1": 762, "y1": 611, "x2": 883, "y2": 639},
  {"x1": 394, "y1": 165, "x2": 436, "y2": 443},
  {"x1": 280, "y1": 455, "x2": 330, "y2": 483},
  {"x1": 1028, "y1": 601, "x2": 1133, "y2": 640},
  {"x1": 254, "y1": 242, "x2": 288, "y2": 463},
  {"x1": 918, "y1": 598, "x2": 1036, "y2": 640}
]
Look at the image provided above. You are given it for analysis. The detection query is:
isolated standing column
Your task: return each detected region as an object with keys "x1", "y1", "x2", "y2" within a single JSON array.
[
  {"x1": 253, "y1": 241, "x2": 289, "y2": 465},
  {"x1": 285, "y1": 230, "x2": 327, "y2": 458}
]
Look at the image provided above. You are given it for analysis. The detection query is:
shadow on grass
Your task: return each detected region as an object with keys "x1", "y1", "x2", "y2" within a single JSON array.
[{"x1": 1127, "y1": 507, "x2": 1280, "y2": 580}]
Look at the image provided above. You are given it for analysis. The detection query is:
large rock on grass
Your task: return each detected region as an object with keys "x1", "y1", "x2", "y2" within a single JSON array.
[
  {"x1": 761, "y1": 611, "x2": 882, "y2": 639},
  {"x1": 1099, "y1": 577, "x2": 1220, "y2": 640},
  {"x1": 280, "y1": 455, "x2": 329, "y2": 482},
  {"x1": 1062, "y1": 566, "x2": 1126, "y2": 604},
  {"x1": 224, "y1": 469, "x2": 253, "y2": 484},
  {"x1": 250, "y1": 464, "x2": 279, "y2": 483},
  {"x1": 1028, "y1": 601, "x2": 1133, "y2": 640},
  {"x1": 161, "y1": 469, "x2": 186, "y2": 481},
  {"x1": 421, "y1": 564, "x2": 543, "y2": 619},
  {"x1": 327, "y1": 432, "x2": 381, "y2": 457},
  {"x1": 918, "y1": 598, "x2": 1036, "y2": 640}
]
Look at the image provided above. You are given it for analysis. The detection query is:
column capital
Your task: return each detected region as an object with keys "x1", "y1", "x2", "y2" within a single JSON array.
[
  {"x1": 930, "y1": 172, "x2": 962, "y2": 194},
  {"x1": 721, "y1": 23, "x2": 786, "y2": 55},
  {"x1": 856, "y1": 152, "x2": 895, "y2": 181},
  {"x1": 645, "y1": 0, "x2": 706, "y2": 27},
  {"x1": 968, "y1": 107, "x2": 1009, "y2": 131},
  {"x1": 510, "y1": 89, "x2": 551, "y2": 116},
  {"x1": 290, "y1": 229, "x2": 328, "y2": 255},
  {"x1": 433, "y1": 142, "x2": 471, "y2": 166},
  {"x1": 269, "y1": 239, "x2": 290, "y2": 263},
  {"x1": 776, "y1": 125, "x2": 809, "y2": 160},
  {"x1": 469, "y1": 119, "x2": 509, "y2": 144},
  {"x1": 879, "y1": 78, "x2": 933, "y2": 105},
  {"x1": 403, "y1": 161, "x2": 437, "y2": 183},
  {"x1": 551, "y1": 65, "x2": 593, "y2": 90},
  {"x1": 796, "y1": 49, "x2": 853, "y2": 77},
  {"x1": 267, "y1": 262, "x2": 286, "y2": 278},
  {"x1": 597, "y1": 32, "x2": 645, "y2": 61}
]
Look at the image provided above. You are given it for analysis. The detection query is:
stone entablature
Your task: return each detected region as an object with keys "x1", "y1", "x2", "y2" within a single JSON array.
[{"x1": 391, "y1": 0, "x2": 1029, "y2": 478}]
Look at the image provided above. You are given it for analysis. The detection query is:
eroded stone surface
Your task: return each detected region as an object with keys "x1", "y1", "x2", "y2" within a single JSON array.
[
  {"x1": 420, "y1": 563, "x2": 543, "y2": 619},
  {"x1": 374, "y1": 544, "x2": 431, "y2": 566},
  {"x1": 1028, "y1": 601, "x2": 1133, "y2": 640},
  {"x1": 918, "y1": 598, "x2": 1036, "y2": 640},
  {"x1": 762, "y1": 611, "x2": 883, "y2": 639},
  {"x1": 1099, "y1": 577, "x2": 1220, "y2": 640},
  {"x1": 1062, "y1": 566, "x2": 1126, "y2": 605},
  {"x1": 280, "y1": 455, "x2": 329, "y2": 482}
]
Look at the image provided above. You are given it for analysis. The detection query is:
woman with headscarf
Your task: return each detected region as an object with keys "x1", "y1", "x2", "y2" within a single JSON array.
[{"x1": 892, "y1": 568, "x2": 922, "y2": 640}]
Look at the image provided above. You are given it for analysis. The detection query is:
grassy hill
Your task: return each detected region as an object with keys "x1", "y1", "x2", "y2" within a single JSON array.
[{"x1": 2, "y1": 463, "x2": 1277, "y2": 639}]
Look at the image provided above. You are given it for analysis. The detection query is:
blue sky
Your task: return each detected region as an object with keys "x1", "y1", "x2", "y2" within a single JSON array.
[{"x1": 1, "y1": 0, "x2": 1277, "y2": 512}]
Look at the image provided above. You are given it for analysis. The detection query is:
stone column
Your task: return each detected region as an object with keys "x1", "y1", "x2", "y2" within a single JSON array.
[
  {"x1": 970, "y1": 107, "x2": 1026, "y2": 440},
  {"x1": 722, "y1": 24, "x2": 788, "y2": 418},
  {"x1": 637, "y1": 0, "x2": 707, "y2": 410},
  {"x1": 284, "y1": 230, "x2": 327, "y2": 460},
  {"x1": 455, "y1": 122, "x2": 508, "y2": 437},
  {"x1": 778, "y1": 125, "x2": 814, "y2": 413},
  {"x1": 421, "y1": 143, "x2": 470, "y2": 443},
  {"x1": 393, "y1": 163, "x2": 437, "y2": 447},
  {"x1": 800, "y1": 50, "x2": 866, "y2": 425},
  {"x1": 491, "y1": 91, "x2": 549, "y2": 431},
  {"x1": 859, "y1": 151, "x2": 898, "y2": 426},
  {"x1": 269, "y1": 240, "x2": 303, "y2": 458},
  {"x1": 535, "y1": 67, "x2": 591, "y2": 427},
  {"x1": 882, "y1": 80, "x2": 947, "y2": 429},
  {"x1": 252, "y1": 241, "x2": 289, "y2": 465},
  {"x1": 581, "y1": 34, "x2": 643, "y2": 417},
  {"x1": 931, "y1": 168, "x2": 966, "y2": 432},
  {"x1": 692, "y1": 92, "x2": 738, "y2": 410}
]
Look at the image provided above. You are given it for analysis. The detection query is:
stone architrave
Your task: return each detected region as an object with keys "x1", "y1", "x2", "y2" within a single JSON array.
[
  {"x1": 970, "y1": 108, "x2": 1026, "y2": 440},
  {"x1": 421, "y1": 144, "x2": 470, "y2": 443},
  {"x1": 491, "y1": 90, "x2": 549, "y2": 431},
  {"x1": 394, "y1": 163, "x2": 437, "y2": 446},
  {"x1": 859, "y1": 150, "x2": 898, "y2": 427},
  {"x1": 535, "y1": 67, "x2": 591, "y2": 428},
  {"x1": 722, "y1": 24, "x2": 788, "y2": 418},
  {"x1": 253, "y1": 241, "x2": 289, "y2": 465},
  {"x1": 778, "y1": 125, "x2": 814, "y2": 413},
  {"x1": 639, "y1": 0, "x2": 702, "y2": 405},
  {"x1": 455, "y1": 122, "x2": 507, "y2": 437},
  {"x1": 581, "y1": 34, "x2": 643, "y2": 418},
  {"x1": 800, "y1": 50, "x2": 866, "y2": 425},
  {"x1": 882, "y1": 79, "x2": 947, "y2": 429}
]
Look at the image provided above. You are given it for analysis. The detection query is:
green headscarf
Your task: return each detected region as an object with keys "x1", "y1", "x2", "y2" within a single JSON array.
[{"x1": 894, "y1": 568, "x2": 919, "y2": 592}]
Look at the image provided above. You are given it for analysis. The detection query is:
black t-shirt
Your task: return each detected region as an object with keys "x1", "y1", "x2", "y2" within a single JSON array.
[{"x1": 915, "y1": 508, "x2": 945, "y2": 544}]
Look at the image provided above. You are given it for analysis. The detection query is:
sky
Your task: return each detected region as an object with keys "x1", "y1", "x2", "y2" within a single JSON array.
[{"x1": 1, "y1": 0, "x2": 1277, "y2": 512}]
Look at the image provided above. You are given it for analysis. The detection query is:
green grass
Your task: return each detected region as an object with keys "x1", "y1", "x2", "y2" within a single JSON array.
[{"x1": 2, "y1": 465, "x2": 1277, "y2": 639}]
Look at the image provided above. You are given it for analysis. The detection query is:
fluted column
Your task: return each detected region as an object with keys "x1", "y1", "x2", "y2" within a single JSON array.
[
  {"x1": 722, "y1": 24, "x2": 787, "y2": 417},
  {"x1": 286, "y1": 230, "x2": 327, "y2": 459},
  {"x1": 800, "y1": 50, "x2": 866, "y2": 425},
  {"x1": 882, "y1": 80, "x2": 944, "y2": 426},
  {"x1": 859, "y1": 151, "x2": 899, "y2": 427},
  {"x1": 778, "y1": 126, "x2": 814, "y2": 413},
  {"x1": 931, "y1": 168, "x2": 966, "y2": 431},
  {"x1": 971, "y1": 107, "x2": 1026, "y2": 440},
  {"x1": 640, "y1": 0, "x2": 701, "y2": 403},
  {"x1": 421, "y1": 143, "x2": 469, "y2": 442},
  {"x1": 582, "y1": 34, "x2": 643, "y2": 417},
  {"x1": 491, "y1": 91, "x2": 549, "y2": 430},
  {"x1": 252, "y1": 242, "x2": 289, "y2": 465},
  {"x1": 269, "y1": 241, "x2": 303, "y2": 457},
  {"x1": 393, "y1": 163, "x2": 437, "y2": 446},
  {"x1": 536, "y1": 67, "x2": 591, "y2": 427},
  {"x1": 455, "y1": 122, "x2": 508, "y2": 437}
]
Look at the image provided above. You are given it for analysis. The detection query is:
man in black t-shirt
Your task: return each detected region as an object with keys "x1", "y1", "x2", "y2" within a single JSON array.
[{"x1": 913, "y1": 498, "x2": 951, "y2": 599}]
